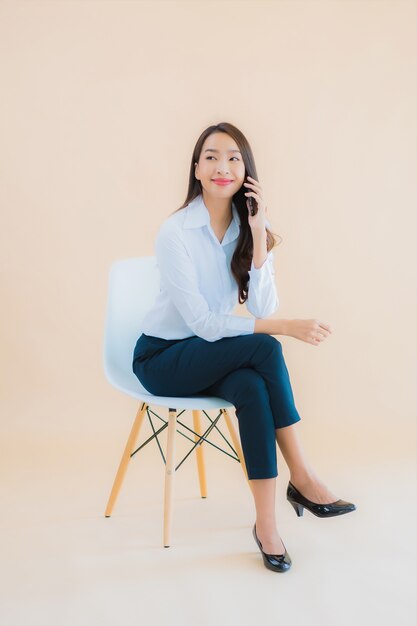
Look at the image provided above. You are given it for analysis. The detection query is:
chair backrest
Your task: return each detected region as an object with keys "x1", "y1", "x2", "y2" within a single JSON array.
[{"x1": 103, "y1": 256, "x2": 160, "y2": 391}]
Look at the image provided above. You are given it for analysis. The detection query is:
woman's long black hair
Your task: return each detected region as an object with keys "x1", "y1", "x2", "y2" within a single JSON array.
[{"x1": 169, "y1": 122, "x2": 282, "y2": 304}]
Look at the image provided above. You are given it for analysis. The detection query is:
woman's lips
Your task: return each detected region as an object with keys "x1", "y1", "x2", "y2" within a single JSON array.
[{"x1": 212, "y1": 179, "x2": 233, "y2": 186}]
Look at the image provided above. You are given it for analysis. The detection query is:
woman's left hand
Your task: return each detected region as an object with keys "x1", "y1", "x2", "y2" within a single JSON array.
[{"x1": 243, "y1": 176, "x2": 268, "y2": 232}]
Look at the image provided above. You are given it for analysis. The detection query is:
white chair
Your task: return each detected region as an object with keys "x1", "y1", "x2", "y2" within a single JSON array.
[{"x1": 103, "y1": 257, "x2": 249, "y2": 547}]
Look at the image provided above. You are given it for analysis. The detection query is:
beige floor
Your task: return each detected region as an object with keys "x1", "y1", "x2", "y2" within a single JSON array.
[{"x1": 1, "y1": 412, "x2": 415, "y2": 626}]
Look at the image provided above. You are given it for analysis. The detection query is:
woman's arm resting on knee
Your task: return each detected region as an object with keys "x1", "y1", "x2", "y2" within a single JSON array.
[{"x1": 255, "y1": 318, "x2": 333, "y2": 346}]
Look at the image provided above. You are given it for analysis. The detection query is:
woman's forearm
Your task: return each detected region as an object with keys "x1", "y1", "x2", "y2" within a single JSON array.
[
  {"x1": 252, "y1": 228, "x2": 268, "y2": 269},
  {"x1": 254, "y1": 318, "x2": 289, "y2": 336}
]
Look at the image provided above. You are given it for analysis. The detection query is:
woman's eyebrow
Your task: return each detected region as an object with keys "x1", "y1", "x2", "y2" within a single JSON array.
[{"x1": 204, "y1": 148, "x2": 241, "y2": 154}]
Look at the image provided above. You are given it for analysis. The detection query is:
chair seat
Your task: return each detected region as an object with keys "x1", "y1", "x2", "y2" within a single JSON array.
[{"x1": 105, "y1": 364, "x2": 234, "y2": 411}]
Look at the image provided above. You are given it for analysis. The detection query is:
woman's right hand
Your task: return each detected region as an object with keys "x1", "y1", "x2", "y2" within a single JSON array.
[{"x1": 284, "y1": 319, "x2": 333, "y2": 346}]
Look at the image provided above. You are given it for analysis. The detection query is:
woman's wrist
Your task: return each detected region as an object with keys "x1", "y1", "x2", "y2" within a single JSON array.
[
  {"x1": 254, "y1": 318, "x2": 291, "y2": 336},
  {"x1": 279, "y1": 319, "x2": 290, "y2": 336}
]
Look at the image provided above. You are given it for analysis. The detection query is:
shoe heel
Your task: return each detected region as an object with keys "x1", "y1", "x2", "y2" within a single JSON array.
[{"x1": 289, "y1": 499, "x2": 304, "y2": 517}]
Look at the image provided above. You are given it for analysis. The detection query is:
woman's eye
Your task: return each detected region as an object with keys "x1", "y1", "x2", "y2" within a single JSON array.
[{"x1": 206, "y1": 156, "x2": 240, "y2": 161}]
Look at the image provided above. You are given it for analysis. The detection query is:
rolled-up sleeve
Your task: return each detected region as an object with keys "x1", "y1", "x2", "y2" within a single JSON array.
[
  {"x1": 246, "y1": 248, "x2": 279, "y2": 318},
  {"x1": 156, "y1": 224, "x2": 255, "y2": 342}
]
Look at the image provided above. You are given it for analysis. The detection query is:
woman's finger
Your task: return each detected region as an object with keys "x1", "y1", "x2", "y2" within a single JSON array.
[
  {"x1": 244, "y1": 190, "x2": 260, "y2": 200},
  {"x1": 317, "y1": 321, "x2": 333, "y2": 333},
  {"x1": 244, "y1": 180, "x2": 262, "y2": 192}
]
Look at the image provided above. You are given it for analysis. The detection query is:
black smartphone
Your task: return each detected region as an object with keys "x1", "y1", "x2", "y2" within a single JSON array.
[{"x1": 246, "y1": 178, "x2": 258, "y2": 216}]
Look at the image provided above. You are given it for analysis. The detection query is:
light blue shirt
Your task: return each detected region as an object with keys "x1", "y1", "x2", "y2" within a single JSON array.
[{"x1": 140, "y1": 193, "x2": 279, "y2": 342}]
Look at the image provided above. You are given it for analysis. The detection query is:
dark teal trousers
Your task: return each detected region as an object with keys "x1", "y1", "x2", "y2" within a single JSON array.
[{"x1": 132, "y1": 333, "x2": 301, "y2": 480}]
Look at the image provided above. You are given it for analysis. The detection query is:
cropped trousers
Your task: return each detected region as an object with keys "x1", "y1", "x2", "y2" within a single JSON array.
[{"x1": 132, "y1": 332, "x2": 301, "y2": 480}]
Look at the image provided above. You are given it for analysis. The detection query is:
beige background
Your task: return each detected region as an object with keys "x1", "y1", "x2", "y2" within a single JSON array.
[{"x1": 0, "y1": 1, "x2": 416, "y2": 625}]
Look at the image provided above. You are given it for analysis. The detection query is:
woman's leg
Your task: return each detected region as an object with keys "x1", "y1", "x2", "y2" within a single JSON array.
[
  {"x1": 248, "y1": 423, "x2": 340, "y2": 554},
  {"x1": 202, "y1": 368, "x2": 288, "y2": 555},
  {"x1": 247, "y1": 422, "x2": 340, "y2": 554},
  {"x1": 249, "y1": 477, "x2": 286, "y2": 555},
  {"x1": 275, "y1": 422, "x2": 338, "y2": 503},
  {"x1": 134, "y1": 334, "x2": 300, "y2": 430},
  {"x1": 133, "y1": 333, "x2": 336, "y2": 552}
]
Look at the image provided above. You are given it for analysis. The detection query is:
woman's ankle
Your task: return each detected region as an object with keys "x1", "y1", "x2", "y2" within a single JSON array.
[
  {"x1": 289, "y1": 467, "x2": 317, "y2": 485},
  {"x1": 255, "y1": 516, "x2": 277, "y2": 533}
]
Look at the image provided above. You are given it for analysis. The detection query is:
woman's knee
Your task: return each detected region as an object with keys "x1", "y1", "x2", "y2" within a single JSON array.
[{"x1": 253, "y1": 333, "x2": 282, "y2": 355}]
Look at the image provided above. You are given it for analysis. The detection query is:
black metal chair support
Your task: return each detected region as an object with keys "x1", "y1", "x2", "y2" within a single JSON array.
[{"x1": 129, "y1": 406, "x2": 241, "y2": 471}]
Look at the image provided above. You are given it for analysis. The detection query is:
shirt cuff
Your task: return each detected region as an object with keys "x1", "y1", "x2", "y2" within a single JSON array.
[
  {"x1": 227, "y1": 315, "x2": 255, "y2": 335},
  {"x1": 249, "y1": 251, "x2": 274, "y2": 280}
]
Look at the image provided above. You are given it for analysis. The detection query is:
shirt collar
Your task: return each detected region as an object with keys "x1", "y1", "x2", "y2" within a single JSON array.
[{"x1": 183, "y1": 193, "x2": 241, "y2": 244}]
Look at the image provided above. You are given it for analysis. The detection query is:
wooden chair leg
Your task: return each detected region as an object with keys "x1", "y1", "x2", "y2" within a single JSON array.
[
  {"x1": 192, "y1": 409, "x2": 207, "y2": 498},
  {"x1": 221, "y1": 408, "x2": 249, "y2": 482},
  {"x1": 163, "y1": 408, "x2": 177, "y2": 547},
  {"x1": 105, "y1": 402, "x2": 148, "y2": 517}
]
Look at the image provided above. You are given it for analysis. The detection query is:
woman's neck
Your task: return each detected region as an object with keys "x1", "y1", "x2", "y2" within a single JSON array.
[{"x1": 201, "y1": 190, "x2": 233, "y2": 229}]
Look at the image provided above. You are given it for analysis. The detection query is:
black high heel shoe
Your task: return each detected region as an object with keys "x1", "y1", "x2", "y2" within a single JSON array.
[
  {"x1": 252, "y1": 524, "x2": 292, "y2": 573},
  {"x1": 287, "y1": 481, "x2": 357, "y2": 518}
]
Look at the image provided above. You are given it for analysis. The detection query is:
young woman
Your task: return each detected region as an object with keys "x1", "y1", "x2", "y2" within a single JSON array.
[{"x1": 132, "y1": 122, "x2": 356, "y2": 573}]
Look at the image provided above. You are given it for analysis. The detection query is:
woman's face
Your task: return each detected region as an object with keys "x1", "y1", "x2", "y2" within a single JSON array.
[{"x1": 195, "y1": 132, "x2": 246, "y2": 199}]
